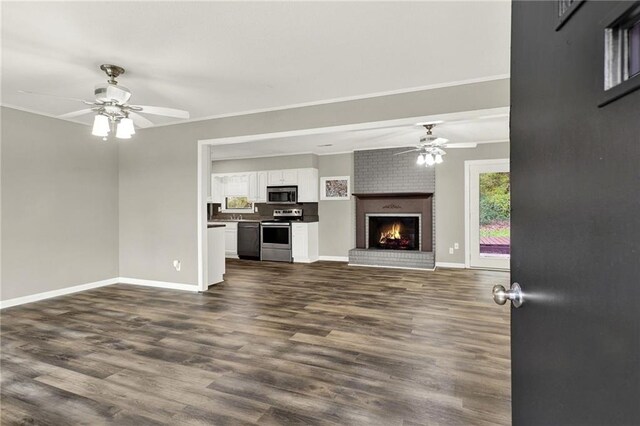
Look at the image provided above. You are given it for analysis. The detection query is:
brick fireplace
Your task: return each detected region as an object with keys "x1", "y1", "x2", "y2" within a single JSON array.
[{"x1": 348, "y1": 147, "x2": 436, "y2": 270}]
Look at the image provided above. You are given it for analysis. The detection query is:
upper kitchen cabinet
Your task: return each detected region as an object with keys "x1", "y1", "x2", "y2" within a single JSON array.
[
  {"x1": 255, "y1": 171, "x2": 268, "y2": 203},
  {"x1": 224, "y1": 174, "x2": 250, "y2": 197},
  {"x1": 268, "y1": 169, "x2": 297, "y2": 186},
  {"x1": 297, "y1": 168, "x2": 319, "y2": 202},
  {"x1": 211, "y1": 175, "x2": 225, "y2": 203},
  {"x1": 212, "y1": 168, "x2": 318, "y2": 204},
  {"x1": 248, "y1": 173, "x2": 258, "y2": 201}
]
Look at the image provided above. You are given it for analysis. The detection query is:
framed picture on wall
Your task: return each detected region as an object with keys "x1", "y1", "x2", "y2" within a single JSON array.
[{"x1": 320, "y1": 176, "x2": 350, "y2": 200}]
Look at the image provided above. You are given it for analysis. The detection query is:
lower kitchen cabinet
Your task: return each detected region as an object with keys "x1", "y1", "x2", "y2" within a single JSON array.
[
  {"x1": 209, "y1": 221, "x2": 238, "y2": 258},
  {"x1": 207, "y1": 226, "x2": 225, "y2": 285},
  {"x1": 292, "y1": 222, "x2": 319, "y2": 263}
]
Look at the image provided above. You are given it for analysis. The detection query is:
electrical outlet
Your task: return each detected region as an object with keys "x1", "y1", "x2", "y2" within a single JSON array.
[
  {"x1": 173, "y1": 260, "x2": 181, "y2": 271},
  {"x1": 254, "y1": 206, "x2": 258, "y2": 213},
  {"x1": 217, "y1": 206, "x2": 221, "y2": 212},
  {"x1": 449, "y1": 247, "x2": 454, "y2": 254},
  {"x1": 454, "y1": 242, "x2": 459, "y2": 250}
]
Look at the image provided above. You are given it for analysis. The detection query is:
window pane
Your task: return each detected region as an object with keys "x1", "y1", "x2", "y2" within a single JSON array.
[
  {"x1": 629, "y1": 20, "x2": 640, "y2": 78},
  {"x1": 225, "y1": 196, "x2": 252, "y2": 210},
  {"x1": 479, "y1": 172, "x2": 510, "y2": 257}
]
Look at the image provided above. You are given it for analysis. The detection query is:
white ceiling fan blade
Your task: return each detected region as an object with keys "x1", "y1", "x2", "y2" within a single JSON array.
[
  {"x1": 393, "y1": 148, "x2": 420, "y2": 155},
  {"x1": 18, "y1": 90, "x2": 94, "y2": 105},
  {"x1": 443, "y1": 143, "x2": 478, "y2": 149},
  {"x1": 132, "y1": 105, "x2": 190, "y2": 119},
  {"x1": 129, "y1": 112, "x2": 154, "y2": 128},
  {"x1": 58, "y1": 108, "x2": 95, "y2": 119}
]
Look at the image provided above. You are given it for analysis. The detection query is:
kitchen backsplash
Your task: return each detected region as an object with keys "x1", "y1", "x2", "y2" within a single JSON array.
[{"x1": 208, "y1": 202, "x2": 319, "y2": 222}]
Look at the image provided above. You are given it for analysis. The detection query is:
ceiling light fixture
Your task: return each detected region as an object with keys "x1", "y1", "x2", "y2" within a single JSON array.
[
  {"x1": 91, "y1": 114, "x2": 110, "y2": 138},
  {"x1": 116, "y1": 117, "x2": 135, "y2": 139},
  {"x1": 395, "y1": 123, "x2": 477, "y2": 165},
  {"x1": 21, "y1": 64, "x2": 190, "y2": 142},
  {"x1": 425, "y1": 153, "x2": 436, "y2": 166},
  {"x1": 414, "y1": 124, "x2": 447, "y2": 167}
]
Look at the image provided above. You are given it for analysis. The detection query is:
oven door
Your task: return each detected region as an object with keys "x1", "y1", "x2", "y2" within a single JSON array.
[{"x1": 261, "y1": 223, "x2": 291, "y2": 249}]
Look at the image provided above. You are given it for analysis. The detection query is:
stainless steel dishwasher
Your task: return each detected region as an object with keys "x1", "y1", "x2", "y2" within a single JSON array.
[{"x1": 237, "y1": 222, "x2": 261, "y2": 260}]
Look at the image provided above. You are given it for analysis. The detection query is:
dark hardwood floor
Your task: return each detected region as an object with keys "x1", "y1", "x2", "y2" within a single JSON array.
[{"x1": 1, "y1": 260, "x2": 510, "y2": 425}]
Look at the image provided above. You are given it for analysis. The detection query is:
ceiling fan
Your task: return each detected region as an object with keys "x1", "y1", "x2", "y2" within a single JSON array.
[
  {"x1": 19, "y1": 64, "x2": 190, "y2": 140},
  {"x1": 394, "y1": 123, "x2": 477, "y2": 166}
]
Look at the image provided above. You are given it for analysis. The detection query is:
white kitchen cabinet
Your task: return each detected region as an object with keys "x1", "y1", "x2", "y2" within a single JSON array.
[
  {"x1": 224, "y1": 222, "x2": 238, "y2": 258},
  {"x1": 225, "y1": 174, "x2": 249, "y2": 197},
  {"x1": 268, "y1": 169, "x2": 298, "y2": 186},
  {"x1": 256, "y1": 171, "x2": 268, "y2": 202},
  {"x1": 214, "y1": 168, "x2": 318, "y2": 203},
  {"x1": 211, "y1": 175, "x2": 225, "y2": 203},
  {"x1": 210, "y1": 221, "x2": 238, "y2": 258},
  {"x1": 297, "y1": 168, "x2": 319, "y2": 202},
  {"x1": 247, "y1": 172, "x2": 258, "y2": 201},
  {"x1": 281, "y1": 169, "x2": 298, "y2": 185},
  {"x1": 292, "y1": 222, "x2": 319, "y2": 263},
  {"x1": 207, "y1": 226, "x2": 225, "y2": 285}
]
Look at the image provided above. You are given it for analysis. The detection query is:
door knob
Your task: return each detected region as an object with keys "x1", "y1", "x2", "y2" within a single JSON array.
[{"x1": 492, "y1": 282, "x2": 523, "y2": 308}]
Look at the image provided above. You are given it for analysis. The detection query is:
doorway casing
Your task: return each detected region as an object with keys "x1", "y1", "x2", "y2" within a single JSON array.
[{"x1": 464, "y1": 158, "x2": 510, "y2": 270}]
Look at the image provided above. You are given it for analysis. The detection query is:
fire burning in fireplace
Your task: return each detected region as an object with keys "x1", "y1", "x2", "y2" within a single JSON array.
[
  {"x1": 376, "y1": 221, "x2": 414, "y2": 250},
  {"x1": 379, "y1": 223, "x2": 402, "y2": 244},
  {"x1": 368, "y1": 215, "x2": 419, "y2": 250}
]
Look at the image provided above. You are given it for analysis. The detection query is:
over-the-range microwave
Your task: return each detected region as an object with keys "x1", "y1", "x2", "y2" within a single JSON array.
[{"x1": 266, "y1": 186, "x2": 298, "y2": 204}]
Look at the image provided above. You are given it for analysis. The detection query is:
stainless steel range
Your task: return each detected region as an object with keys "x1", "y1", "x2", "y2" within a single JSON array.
[{"x1": 260, "y1": 209, "x2": 303, "y2": 262}]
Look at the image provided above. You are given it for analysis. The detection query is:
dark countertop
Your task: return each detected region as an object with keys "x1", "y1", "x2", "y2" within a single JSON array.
[
  {"x1": 208, "y1": 219, "x2": 261, "y2": 223},
  {"x1": 209, "y1": 216, "x2": 319, "y2": 223}
]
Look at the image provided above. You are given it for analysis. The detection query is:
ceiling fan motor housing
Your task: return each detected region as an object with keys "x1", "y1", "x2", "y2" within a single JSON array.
[{"x1": 94, "y1": 84, "x2": 132, "y2": 104}]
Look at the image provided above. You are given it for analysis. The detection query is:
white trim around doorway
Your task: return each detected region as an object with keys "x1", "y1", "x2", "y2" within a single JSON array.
[{"x1": 464, "y1": 158, "x2": 510, "y2": 269}]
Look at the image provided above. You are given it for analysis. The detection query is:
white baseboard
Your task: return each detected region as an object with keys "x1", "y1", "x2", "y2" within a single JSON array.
[
  {"x1": 319, "y1": 256, "x2": 349, "y2": 262},
  {"x1": 117, "y1": 277, "x2": 199, "y2": 292},
  {"x1": 1, "y1": 276, "x2": 200, "y2": 309},
  {"x1": 348, "y1": 263, "x2": 436, "y2": 272},
  {"x1": 435, "y1": 262, "x2": 466, "y2": 269},
  {"x1": 0, "y1": 277, "x2": 119, "y2": 309}
]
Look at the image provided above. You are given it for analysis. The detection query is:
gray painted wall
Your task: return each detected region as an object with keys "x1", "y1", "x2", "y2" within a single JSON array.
[
  {"x1": 212, "y1": 153, "x2": 318, "y2": 173},
  {"x1": 435, "y1": 142, "x2": 510, "y2": 264},
  {"x1": 119, "y1": 78, "x2": 509, "y2": 285},
  {"x1": 318, "y1": 153, "x2": 355, "y2": 258},
  {"x1": 118, "y1": 123, "x2": 198, "y2": 285},
  {"x1": 1, "y1": 107, "x2": 119, "y2": 300}
]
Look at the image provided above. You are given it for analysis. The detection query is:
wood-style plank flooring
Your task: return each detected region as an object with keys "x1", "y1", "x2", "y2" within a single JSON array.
[{"x1": 1, "y1": 260, "x2": 511, "y2": 425}]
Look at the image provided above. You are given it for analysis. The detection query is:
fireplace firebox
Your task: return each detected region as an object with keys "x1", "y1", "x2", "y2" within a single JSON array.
[{"x1": 367, "y1": 215, "x2": 420, "y2": 250}]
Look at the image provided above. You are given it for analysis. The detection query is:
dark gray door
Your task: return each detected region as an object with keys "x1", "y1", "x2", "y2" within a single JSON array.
[{"x1": 510, "y1": 1, "x2": 640, "y2": 424}]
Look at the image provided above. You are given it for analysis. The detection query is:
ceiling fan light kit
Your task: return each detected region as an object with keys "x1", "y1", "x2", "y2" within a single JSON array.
[
  {"x1": 397, "y1": 123, "x2": 452, "y2": 167},
  {"x1": 91, "y1": 114, "x2": 110, "y2": 137},
  {"x1": 115, "y1": 118, "x2": 134, "y2": 139},
  {"x1": 21, "y1": 64, "x2": 190, "y2": 141}
]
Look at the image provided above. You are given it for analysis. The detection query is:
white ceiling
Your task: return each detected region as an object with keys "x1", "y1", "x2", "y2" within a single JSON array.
[
  {"x1": 1, "y1": 1, "x2": 511, "y2": 127},
  {"x1": 210, "y1": 108, "x2": 510, "y2": 160}
]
